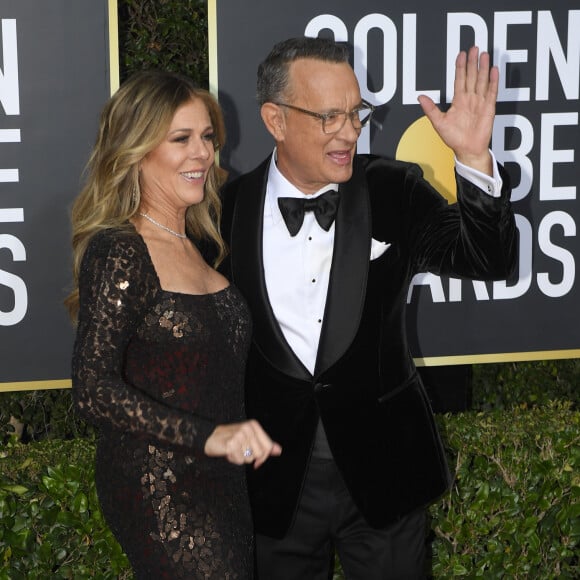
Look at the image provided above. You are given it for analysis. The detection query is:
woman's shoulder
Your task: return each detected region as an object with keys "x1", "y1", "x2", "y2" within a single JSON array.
[
  {"x1": 81, "y1": 225, "x2": 155, "y2": 282},
  {"x1": 81, "y1": 225, "x2": 158, "y2": 294},
  {"x1": 85, "y1": 225, "x2": 144, "y2": 261}
]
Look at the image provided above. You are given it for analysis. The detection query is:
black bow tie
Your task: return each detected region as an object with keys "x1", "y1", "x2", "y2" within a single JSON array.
[{"x1": 278, "y1": 189, "x2": 340, "y2": 236}]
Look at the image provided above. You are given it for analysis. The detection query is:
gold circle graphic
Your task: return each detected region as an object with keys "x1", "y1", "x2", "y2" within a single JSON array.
[{"x1": 395, "y1": 116, "x2": 457, "y2": 203}]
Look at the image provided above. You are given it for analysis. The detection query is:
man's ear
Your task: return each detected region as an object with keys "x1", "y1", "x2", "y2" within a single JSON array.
[{"x1": 260, "y1": 103, "x2": 286, "y2": 142}]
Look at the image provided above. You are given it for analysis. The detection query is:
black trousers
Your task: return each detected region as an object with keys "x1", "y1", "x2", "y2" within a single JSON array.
[{"x1": 255, "y1": 457, "x2": 428, "y2": 579}]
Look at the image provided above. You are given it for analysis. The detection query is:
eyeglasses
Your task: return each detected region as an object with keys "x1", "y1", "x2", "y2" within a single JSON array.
[{"x1": 273, "y1": 99, "x2": 376, "y2": 134}]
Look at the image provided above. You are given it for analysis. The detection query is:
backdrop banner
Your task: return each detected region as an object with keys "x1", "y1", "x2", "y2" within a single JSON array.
[
  {"x1": 0, "y1": 0, "x2": 117, "y2": 390},
  {"x1": 210, "y1": 0, "x2": 580, "y2": 365}
]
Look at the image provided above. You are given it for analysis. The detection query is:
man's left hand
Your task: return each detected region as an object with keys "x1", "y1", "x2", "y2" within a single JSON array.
[{"x1": 418, "y1": 46, "x2": 498, "y2": 176}]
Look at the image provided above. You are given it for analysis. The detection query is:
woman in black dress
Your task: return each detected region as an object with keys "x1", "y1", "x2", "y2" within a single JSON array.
[{"x1": 66, "y1": 70, "x2": 281, "y2": 579}]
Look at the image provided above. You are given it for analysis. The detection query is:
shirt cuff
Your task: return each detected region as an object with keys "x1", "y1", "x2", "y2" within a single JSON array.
[{"x1": 455, "y1": 151, "x2": 502, "y2": 198}]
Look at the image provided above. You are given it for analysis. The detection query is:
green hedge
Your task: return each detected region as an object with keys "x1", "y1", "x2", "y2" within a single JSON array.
[
  {"x1": 0, "y1": 438, "x2": 129, "y2": 579},
  {"x1": 118, "y1": 0, "x2": 209, "y2": 85},
  {"x1": 473, "y1": 359, "x2": 580, "y2": 411},
  {"x1": 0, "y1": 390, "x2": 94, "y2": 443},
  {"x1": 430, "y1": 401, "x2": 579, "y2": 578},
  {"x1": 1, "y1": 402, "x2": 577, "y2": 578}
]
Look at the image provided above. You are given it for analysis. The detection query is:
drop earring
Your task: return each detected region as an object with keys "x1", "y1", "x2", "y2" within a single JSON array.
[{"x1": 132, "y1": 182, "x2": 139, "y2": 206}]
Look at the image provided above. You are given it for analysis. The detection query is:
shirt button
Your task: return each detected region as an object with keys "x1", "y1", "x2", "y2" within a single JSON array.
[{"x1": 312, "y1": 278, "x2": 316, "y2": 283}]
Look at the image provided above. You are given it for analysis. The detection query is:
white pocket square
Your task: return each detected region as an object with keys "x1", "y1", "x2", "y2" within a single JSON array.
[{"x1": 370, "y1": 239, "x2": 391, "y2": 260}]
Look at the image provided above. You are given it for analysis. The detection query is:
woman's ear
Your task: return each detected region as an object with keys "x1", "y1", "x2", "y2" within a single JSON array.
[{"x1": 260, "y1": 103, "x2": 286, "y2": 142}]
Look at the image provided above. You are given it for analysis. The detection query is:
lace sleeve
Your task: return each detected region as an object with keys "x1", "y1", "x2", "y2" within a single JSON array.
[{"x1": 71, "y1": 230, "x2": 215, "y2": 451}]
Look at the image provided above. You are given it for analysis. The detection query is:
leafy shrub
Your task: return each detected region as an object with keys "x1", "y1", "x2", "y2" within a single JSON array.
[
  {"x1": 118, "y1": 0, "x2": 209, "y2": 85},
  {"x1": 473, "y1": 360, "x2": 580, "y2": 411},
  {"x1": 430, "y1": 401, "x2": 579, "y2": 578},
  {"x1": 0, "y1": 437, "x2": 130, "y2": 579},
  {"x1": 0, "y1": 390, "x2": 94, "y2": 444}
]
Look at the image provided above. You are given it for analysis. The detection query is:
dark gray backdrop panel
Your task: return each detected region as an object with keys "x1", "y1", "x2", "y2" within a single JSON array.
[{"x1": 0, "y1": 0, "x2": 112, "y2": 384}]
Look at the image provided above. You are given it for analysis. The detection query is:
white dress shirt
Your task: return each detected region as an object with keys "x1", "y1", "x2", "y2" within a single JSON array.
[{"x1": 263, "y1": 150, "x2": 503, "y2": 374}]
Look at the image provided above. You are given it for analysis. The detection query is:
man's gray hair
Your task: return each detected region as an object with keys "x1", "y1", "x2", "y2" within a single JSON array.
[{"x1": 257, "y1": 37, "x2": 350, "y2": 105}]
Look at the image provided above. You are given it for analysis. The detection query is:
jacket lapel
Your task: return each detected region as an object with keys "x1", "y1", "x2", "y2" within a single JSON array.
[
  {"x1": 314, "y1": 157, "x2": 371, "y2": 376},
  {"x1": 230, "y1": 156, "x2": 311, "y2": 381}
]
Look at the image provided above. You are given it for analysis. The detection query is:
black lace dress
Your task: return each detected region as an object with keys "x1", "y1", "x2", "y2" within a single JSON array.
[{"x1": 72, "y1": 228, "x2": 253, "y2": 579}]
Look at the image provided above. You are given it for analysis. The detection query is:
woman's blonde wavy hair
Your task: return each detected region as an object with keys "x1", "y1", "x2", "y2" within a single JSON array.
[{"x1": 65, "y1": 70, "x2": 228, "y2": 322}]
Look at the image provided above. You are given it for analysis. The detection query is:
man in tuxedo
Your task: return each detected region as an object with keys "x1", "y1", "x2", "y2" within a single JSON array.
[{"x1": 221, "y1": 37, "x2": 517, "y2": 579}]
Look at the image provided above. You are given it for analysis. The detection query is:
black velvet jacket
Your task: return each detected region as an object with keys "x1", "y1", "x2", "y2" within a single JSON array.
[{"x1": 220, "y1": 154, "x2": 517, "y2": 538}]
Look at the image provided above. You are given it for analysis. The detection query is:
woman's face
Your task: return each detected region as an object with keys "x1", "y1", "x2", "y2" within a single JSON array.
[{"x1": 139, "y1": 98, "x2": 216, "y2": 210}]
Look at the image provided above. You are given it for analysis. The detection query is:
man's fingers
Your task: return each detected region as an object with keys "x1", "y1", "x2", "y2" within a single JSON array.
[
  {"x1": 417, "y1": 94, "x2": 444, "y2": 132},
  {"x1": 475, "y1": 51, "x2": 491, "y2": 96},
  {"x1": 464, "y1": 46, "x2": 480, "y2": 93},
  {"x1": 486, "y1": 65, "x2": 500, "y2": 104},
  {"x1": 453, "y1": 50, "x2": 467, "y2": 97},
  {"x1": 455, "y1": 47, "x2": 495, "y2": 97}
]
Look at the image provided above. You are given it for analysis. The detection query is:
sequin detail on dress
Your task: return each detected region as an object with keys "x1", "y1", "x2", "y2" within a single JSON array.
[{"x1": 72, "y1": 228, "x2": 253, "y2": 579}]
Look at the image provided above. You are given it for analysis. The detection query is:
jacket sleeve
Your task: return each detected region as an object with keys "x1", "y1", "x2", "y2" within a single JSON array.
[{"x1": 405, "y1": 161, "x2": 517, "y2": 280}]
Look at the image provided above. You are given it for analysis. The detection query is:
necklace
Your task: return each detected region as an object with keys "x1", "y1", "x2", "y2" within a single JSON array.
[{"x1": 139, "y1": 212, "x2": 187, "y2": 239}]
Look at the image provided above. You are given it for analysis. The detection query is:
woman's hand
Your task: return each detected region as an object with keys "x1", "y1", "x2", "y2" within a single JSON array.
[{"x1": 204, "y1": 419, "x2": 282, "y2": 468}]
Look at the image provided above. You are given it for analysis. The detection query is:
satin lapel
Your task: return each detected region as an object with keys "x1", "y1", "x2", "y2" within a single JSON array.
[
  {"x1": 230, "y1": 157, "x2": 311, "y2": 381},
  {"x1": 315, "y1": 157, "x2": 371, "y2": 376}
]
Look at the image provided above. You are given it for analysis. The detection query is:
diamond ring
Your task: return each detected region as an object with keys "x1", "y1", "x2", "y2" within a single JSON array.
[{"x1": 243, "y1": 447, "x2": 253, "y2": 458}]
